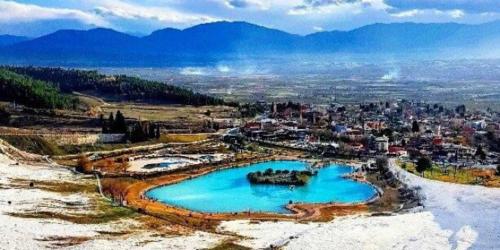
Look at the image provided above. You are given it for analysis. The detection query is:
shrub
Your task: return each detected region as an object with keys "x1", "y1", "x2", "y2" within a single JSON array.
[
  {"x1": 76, "y1": 155, "x2": 93, "y2": 173},
  {"x1": 401, "y1": 162, "x2": 407, "y2": 169},
  {"x1": 264, "y1": 168, "x2": 273, "y2": 176},
  {"x1": 375, "y1": 156, "x2": 388, "y2": 171},
  {"x1": 416, "y1": 157, "x2": 432, "y2": 176}
]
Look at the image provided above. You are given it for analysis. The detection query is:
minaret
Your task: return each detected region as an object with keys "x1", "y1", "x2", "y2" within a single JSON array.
[{"x1": 299, "y1": 105, "x2": 303, "y2": 125}]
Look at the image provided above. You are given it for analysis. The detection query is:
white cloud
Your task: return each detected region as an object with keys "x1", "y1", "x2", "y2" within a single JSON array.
[
  {"x1": 0, "y1": 0, "x2": 107, "y2": 26},
  {"x1": 313, "y1": 26, "x2": 324, "y2": 31},
  {"x1": 0, "y1": 0, "x2": 497, "y2": 36},
  {"x1": 448, "y1": 9, "x2": 465, "y2": 18},
  {"x1": 390, "y1": 9, "x2": 421, "y2": 18},
  {"x1": 223, "y1": 0, "x2": 270, "y2": 10},
  {"x1": 385, "y1": 0, "x2": 499, "y2": 13},
  {"x1": 288, "y1": 0, "x2": 390, "y2": 15},
  {"x1": 391, "y1": 8, "x2": 465, "y2": 19},
  {"x1": 94, "y1": 0, "x2": 217, "y2": 25}
]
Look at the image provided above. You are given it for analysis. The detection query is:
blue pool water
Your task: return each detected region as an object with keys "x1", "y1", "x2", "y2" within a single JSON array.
[{"x1": 146, "y1": 160, "x2": 377, "y2": 214}]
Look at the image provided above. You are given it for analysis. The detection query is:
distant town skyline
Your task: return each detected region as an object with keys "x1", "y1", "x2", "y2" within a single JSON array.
[{"x1": 0, "y1": 0, "x2": 499, "y2": 36}]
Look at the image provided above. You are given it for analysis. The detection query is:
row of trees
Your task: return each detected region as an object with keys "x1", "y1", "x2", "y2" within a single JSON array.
[
  {"x1": 0, "y1": 69, "x2": 78, "y2": 109},
  {"x1": 100, "y1": 111, "x2": 127, "y2": 134},
  {"x1": 129, "y1": 122, "x2": 161, "y2": 142},
  {"x1": 100, "y1": 110, "x2": 161, "y2": 143},
  {"x1": 3, "y1": 66, "x2": 235, "y2": 107}
]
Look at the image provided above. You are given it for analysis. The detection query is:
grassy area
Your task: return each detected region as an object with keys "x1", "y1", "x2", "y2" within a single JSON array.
[
  {"x1": 8, "y1": 178, "x2": 97, "y2": 194},
  {"x1": 207, "y1": 241, "x2": 251, "y2": 250},
  {"x1": 0, "y1": 135, "x2": 64, "y2": 155},
  {"x1": 0, "y1": 133, "x2": 164, "y2": 157},
  {"x1": 102, "y1": 103, "x2": 235, "y2": 122},
  {"x1": 7, "y1": 199, "x2": 137, "y2": 224},
  {"x1": 61, "y1": 141, "x2": 158, "y2": 155},
  {"x1": 7, "y1": 176, "x2": 138, "y2": 224},
  {"x1": 159, "y1": 133, "x2": 209, "y2": 143},
  {"x1": 400, "y1": 161, "x2": 500, "y2": 187},
  {"x1": 36, "y1": 236, "x2": 92, "y2": 248}
]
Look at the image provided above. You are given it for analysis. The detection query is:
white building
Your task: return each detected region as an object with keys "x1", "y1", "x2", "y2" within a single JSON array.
[{"x1": 375, "y1": 136, "x2": 389, "y2": 153}]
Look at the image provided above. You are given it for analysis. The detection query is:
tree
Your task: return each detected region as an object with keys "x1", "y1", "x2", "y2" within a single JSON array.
[
  {"x1": 76, "y1": 155, "x2": 92, "y2": 173},
  {"x1": 99, "y1": 114, "x2": 108, "y2": 133},
  {"x1": 412, "y1": 120, "x2": 420, "y2": 133},
  {"x1": 455, "y1": 105, "x2": 466, "y2": 117},
  {"x1": 475, "y1": 145, "x2": 486, "y2": 161},
  {"x1": 113, "y1": 111, "x2": 127, "y2": 133},
  {"x1": 4, "y1": 66, "x2": 230, "y2": 107},
  {"x1": 264, "y1": 168, "x2": 273, "y2": 176},
  {"x1": 130, "y1": 122, "x2": 148, "y2": 143},
  {"x1": 0, "y1": 108, "x2": 10, "y2": 125},
  {"x1": 155, "y1": 125, "x2": 161, "y2": 139},
  {"x1": 416, "y1": 157, "x2": 432, "y2": 177},
  {"x1": 496, "y1": 165, "x2": 500, "y2": 176},
  {"x1": 148, "y1": 123, "x2": 156, "y2": 138},
  {"x1": 107, "y1": 112, "x2": 114, "y2": 132},
  {"x1": 0, "y1": 69, "x2": 77, "y2": 110},
  {"x1": 375, "y1": 156, "x2": 388, "y2": 171}
]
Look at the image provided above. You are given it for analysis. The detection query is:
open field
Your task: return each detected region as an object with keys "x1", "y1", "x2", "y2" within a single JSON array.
[
  {"x1": 159, "y1": 133, "x2": 210, "y2": 143},
  {"x1": 102, "y1": 103, "x2": 236, "y2": 122}
]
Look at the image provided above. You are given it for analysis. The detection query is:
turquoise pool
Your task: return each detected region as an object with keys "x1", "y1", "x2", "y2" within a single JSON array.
[{"x1": 146, "y1": 160, "x2": 377, "y2": 214}]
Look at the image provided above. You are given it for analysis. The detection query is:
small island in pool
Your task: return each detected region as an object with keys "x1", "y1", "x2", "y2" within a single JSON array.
[{"x1": 247, "y1": 168, "x2": 316, "y2": 186}]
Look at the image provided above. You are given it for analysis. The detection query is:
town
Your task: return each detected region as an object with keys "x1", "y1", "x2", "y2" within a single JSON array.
[{"x1": 227, "y1": 100, "x2": 498, "y2": 175}]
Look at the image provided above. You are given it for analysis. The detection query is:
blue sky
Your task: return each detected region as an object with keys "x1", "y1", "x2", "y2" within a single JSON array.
[{"x1": 0, "y1": 0, "x2": 499, "y2": 36}]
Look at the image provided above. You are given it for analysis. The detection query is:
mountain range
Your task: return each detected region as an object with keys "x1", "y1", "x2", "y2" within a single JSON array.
[
  {"x1": 0, "y1": 35, "x2": 29, "y2": 47},
  {"x1": 1, "y1": 21, "x2": 499, "y2": 65}
]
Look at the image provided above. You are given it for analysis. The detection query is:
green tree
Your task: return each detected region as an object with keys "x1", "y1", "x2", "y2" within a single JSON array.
[
  {"x1": 475, "y1": 145, "x2": 486, "y2": 161},
  {"x1": 113, "y1": 111, "x2": 127, "y2": 133},
  {"x1": 0, "y1": 69, "x2": 77, "y2": 109},
  {"x1": 155, "y1": 125, "x2": 161, "y2": 139},
  {"x1": 401, "y1": 162, "x2": 407, "y2": 169},
  {"x1": 455, "y1": 105, "x2": 466, "y2": 117},
  {"x1": 416, "y1": 157, "x2": 433, "y2": 177},
  {"x1": 3, "y1": 66, "x2": 230, "y2": 107},
  {"x1": 412, "y1": 120, "x2": 420, "y2": 133},
  {"x1": 130, "y1": 123, "x2": 147, "y2": 143},
  {"x1": 0, "y1": 108, "x2": 11, "y2": 125},
  {"x1": 106, "y1": 112, "x2": 114, "y2": 134},
  {"x1": 375, "y1": 156, "x2": 389, "y2": 171}
]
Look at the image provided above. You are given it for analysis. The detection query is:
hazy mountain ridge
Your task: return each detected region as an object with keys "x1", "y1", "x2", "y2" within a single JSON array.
[
  {"x1": 0, "y1": 35, "x2": 29, "y2": 47},
  {"x1": 1, "y1": 21, "x2": 499, "y2": 64}
]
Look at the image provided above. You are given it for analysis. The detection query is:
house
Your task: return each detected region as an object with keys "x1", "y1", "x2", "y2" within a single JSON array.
[{"x1": 388, "y1": 146, "x2": 408, "y2": 157}]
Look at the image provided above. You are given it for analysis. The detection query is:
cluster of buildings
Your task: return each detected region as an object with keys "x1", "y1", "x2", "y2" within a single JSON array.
[{"x1": 230, "y1": 100, "x2": 499, "y2": 167}]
